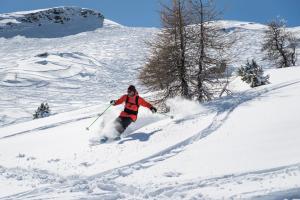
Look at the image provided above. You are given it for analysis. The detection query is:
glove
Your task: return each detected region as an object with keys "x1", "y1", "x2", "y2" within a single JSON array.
[
  {"x1": 150, "y1": 107, "x2": 157, "y2": 113},
  {"x1": 110, "y1": 100, "x2": 116, "y2": 105}
]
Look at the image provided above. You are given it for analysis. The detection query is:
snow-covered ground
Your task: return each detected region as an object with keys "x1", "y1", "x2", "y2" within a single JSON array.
[
  {"x1": 0, "y1": 7, "x2": 300, "y2": 199},
  {"x1": 0, "y1": 16, "x2": 158, "y2": 127}
]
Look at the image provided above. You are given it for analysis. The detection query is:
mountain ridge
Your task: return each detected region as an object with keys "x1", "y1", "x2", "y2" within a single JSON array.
[{"x1": 0, "y1": 6, "x2": 105, "y2": 38}]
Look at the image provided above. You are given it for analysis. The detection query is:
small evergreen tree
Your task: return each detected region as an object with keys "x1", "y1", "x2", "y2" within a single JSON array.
[
  {"x1": 33, "y1": 102, "x2": 51, "y2": 119},
  {"x1": 237, "y1": 60, "x2": 270, "y2": 88}
]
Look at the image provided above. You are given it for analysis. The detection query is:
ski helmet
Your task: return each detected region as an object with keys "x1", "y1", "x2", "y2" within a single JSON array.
[{"x1": 128, "y1": 85, "x2": 136, "y2": 93}]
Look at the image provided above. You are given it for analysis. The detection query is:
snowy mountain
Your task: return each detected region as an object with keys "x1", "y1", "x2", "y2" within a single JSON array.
[
  {"x1": 0, "y1": 7, "x2": 300, "y2": 199},
  {"x1": 0, "y1": 7, "x2": 104, "y2": 38}
]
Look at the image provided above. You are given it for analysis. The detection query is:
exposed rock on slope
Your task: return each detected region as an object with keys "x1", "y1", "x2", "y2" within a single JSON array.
[{"x1": 0, "y1": 7, "x2": 104, "y2": 38}]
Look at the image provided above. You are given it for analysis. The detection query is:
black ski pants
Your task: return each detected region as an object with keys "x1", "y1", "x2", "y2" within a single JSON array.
[{"x1": 114, "y1": 116, "x2": 133, "y2": 135}]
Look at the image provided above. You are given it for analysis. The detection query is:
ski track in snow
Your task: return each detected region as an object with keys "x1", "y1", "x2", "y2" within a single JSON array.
[
  {"x1": 2, "y1": 79, "x2": 300, "y2": 200},
  {"x1": 0, "y1": 114, "x2": 93, "y2": 140},
  {"x1": 2, "y1": 163, "x2": 300, "y2": 199}
]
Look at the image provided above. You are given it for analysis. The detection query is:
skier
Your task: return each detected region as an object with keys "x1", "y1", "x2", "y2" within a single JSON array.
[{"x1": 101, "y1": 85, "x2": 157, "y2": 142}]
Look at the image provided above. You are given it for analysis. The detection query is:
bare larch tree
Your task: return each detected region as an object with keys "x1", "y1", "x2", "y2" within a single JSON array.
[
  {"x1": 139, "y1": 0, "x2": 191, "y2": 102},
  {"x1": 187, "y1": 0, "x2": 234, "y2": 102},
  {"x1": 139, "y1": 0, "x2": 234, "y2": 104},
  {"x1": 262, "y1": 18, "x2": 297, "y2": 68}
]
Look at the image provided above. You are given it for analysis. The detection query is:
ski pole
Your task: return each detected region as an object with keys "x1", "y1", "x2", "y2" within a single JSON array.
[
  {"x1": 86, "y1": 104, "x2": 111, "y2": 131},
  {"x1": 158, "y1": 112, "x2": 174, "y2": 119}
]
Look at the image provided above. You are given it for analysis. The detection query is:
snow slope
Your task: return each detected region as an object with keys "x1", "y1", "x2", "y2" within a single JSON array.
[
  {"x1": 0, "y1": 18, "x2": 157, "y2": 127},
  {"x1": 1, "y1": 66, "x2": 300, "y2": 200},
  {"x1": 0, "y1": 8, "x2": 300, "y2": 199}
]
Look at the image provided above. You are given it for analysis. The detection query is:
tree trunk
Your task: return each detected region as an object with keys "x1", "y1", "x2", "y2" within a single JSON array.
[
  {"x1": 197, "y1": 0, "x2": 205, "y2": 101},
  {"x1": 177, "y1": 0, "x2": 189, "y2": 98}
]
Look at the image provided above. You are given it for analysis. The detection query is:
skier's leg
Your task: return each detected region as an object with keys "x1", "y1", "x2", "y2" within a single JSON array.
[
  {"x1": 120, "y1": 117, "x2": 133, "y2": 132},
  {"x1": 114, "y1": 117, "x2": 133, "y2": 136},
  {"x1": 114, "y1": 117, "x2": 125, "y2": 134}
]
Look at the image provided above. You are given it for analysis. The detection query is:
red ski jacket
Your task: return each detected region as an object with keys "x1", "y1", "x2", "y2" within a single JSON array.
[{"x1": 114, "y1": 94, "x2": 153, "y2": 121}]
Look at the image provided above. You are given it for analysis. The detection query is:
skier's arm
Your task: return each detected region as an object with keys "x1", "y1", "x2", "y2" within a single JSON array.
[
  {"x1": 138, "y1": 97, "x2": 157, "y2": 113},
  {"x1": 114, "y1": 95, "x2": 127, "y2": 106}
]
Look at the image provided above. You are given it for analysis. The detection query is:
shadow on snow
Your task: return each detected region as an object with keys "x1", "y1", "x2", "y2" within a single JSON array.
[{"x1": 119, "y1": 129, "x2": 162, "y2": 144}]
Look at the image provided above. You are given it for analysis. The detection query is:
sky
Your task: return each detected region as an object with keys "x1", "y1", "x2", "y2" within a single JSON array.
[{"x1": 0, "y1": 0, "x2": 299, "y2": 27}]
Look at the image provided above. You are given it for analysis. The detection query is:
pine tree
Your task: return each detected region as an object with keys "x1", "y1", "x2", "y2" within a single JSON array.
[{"x1": 237, "y1": 60, "x2": 270, "y2": 88}]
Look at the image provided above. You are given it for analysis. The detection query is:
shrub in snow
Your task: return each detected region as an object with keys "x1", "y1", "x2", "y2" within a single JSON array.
[
  {"x1": 33, "y1": 102, "x2": 51, "y2": 119},
  {"x1": 237, "y1": 59, "x2": 270, "y2": 88}
]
